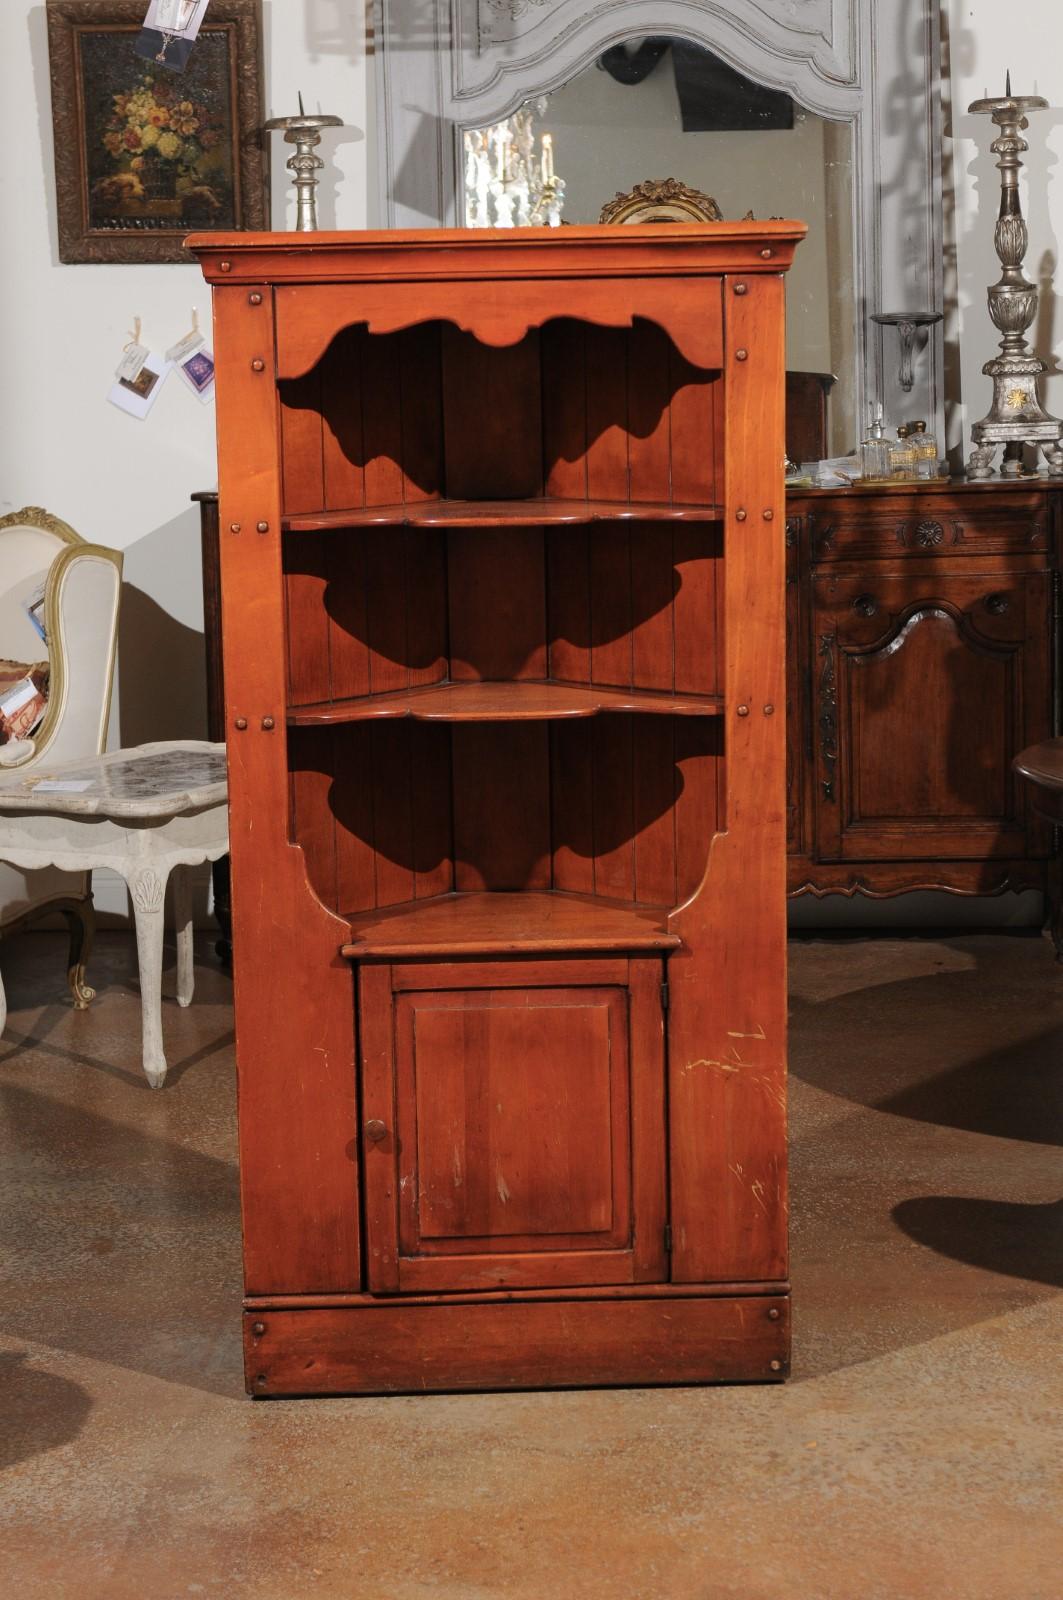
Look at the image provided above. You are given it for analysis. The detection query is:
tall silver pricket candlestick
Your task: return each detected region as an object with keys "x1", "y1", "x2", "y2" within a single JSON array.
[
  {"x1": 966, "y1": 73, "x2": 1063, "y2": 478},
  {"x1": 264, "y1": 92, "x2": 343, "y2": 232}
]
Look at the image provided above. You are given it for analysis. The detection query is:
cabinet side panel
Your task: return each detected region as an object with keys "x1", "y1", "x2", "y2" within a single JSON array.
[
  {"x1": 442, "y1": 327, "x2": 543, "y2": 499},
  {"x1": 627, "y1": 322, "x2": 676, "y2": 503},
  {"x1": 453, "y1": 722, "x2": 551, "y2": 890},
  {"x1": 278, "y1": 371, "x2": 324, "y2": 515},
  {"x1": 669, "y1": 354, "x2": 721, "y2": 507},
  {"x1": 283, "y1": 534, "x2": 332, "y2": 707},
  {"x1": 585, "y1": 327, "x2": 631, "y2": 501},
  {"x1": 212, "y1": 283, "x2": 360, "y2": 1295},
  {"x1": 321, "y1": 326, "x2": 365, "y2": 512},
  {"x1": 669, "y1": 274, "x2": 788, "y2": 1284},
  {"x1": 542, "y1": 320, "x2": 588, "y2": 499}
]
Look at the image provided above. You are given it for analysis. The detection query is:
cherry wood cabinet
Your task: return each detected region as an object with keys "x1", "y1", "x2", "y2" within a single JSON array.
[
  {"x1": 191, "y1": 222, "x2": 802, "y2": 1396},
  {"x1": 786, "y1": 481, "x2": 1059, "y2": 899}
]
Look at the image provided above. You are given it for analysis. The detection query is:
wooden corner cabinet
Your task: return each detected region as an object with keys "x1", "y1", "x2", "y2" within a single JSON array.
[
  {"x1": 190, "y1": 223, "x2": 804, "y2": 1397},
  {"x1": 786, "y1": 480, "x2": 1060, "y2": 901}
]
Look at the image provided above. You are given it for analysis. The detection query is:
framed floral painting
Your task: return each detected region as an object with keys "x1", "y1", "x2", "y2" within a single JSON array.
[{"x1": 47, "y1": 0, "x2": 267, "y2": 263}]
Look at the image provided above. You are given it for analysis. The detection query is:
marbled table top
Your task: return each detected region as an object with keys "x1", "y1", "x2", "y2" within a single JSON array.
[{"x1": 0, "y1": 740, "x2": 227, "y2": 818}]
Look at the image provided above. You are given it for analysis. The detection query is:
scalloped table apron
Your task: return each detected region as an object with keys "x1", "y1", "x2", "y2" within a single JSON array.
[{"x1": 0, "y1": 741, "x2": 228, "y2": 1087}]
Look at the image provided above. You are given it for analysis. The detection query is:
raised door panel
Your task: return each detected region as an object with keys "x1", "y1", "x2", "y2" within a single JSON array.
[
  {"x1": 359, "y1": 958, "x2": 667, "y2": 1294},
  {"x1": 812, "y1": 571, "x2": 1051, "y2": 861}
]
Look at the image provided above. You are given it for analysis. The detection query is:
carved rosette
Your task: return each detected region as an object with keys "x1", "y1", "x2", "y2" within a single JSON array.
[{"x1": 914, "y1": 519, "x2": 944, "y2": 548}]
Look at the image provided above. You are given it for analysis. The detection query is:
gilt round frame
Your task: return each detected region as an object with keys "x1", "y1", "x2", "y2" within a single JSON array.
[{"x1": 598, "y1": 177, "x2": 723, "y2": 225}]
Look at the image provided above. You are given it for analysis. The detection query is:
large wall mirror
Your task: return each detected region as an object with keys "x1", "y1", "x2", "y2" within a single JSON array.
[
  {"x1": 374, "y1": 0, "x2": 943, "y2": 447},
  {"x1": 461, "y1": 39, "x2": 857, "y2": 454}
]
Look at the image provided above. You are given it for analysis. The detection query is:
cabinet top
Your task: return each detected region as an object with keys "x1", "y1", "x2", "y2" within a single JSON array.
[{"x1": 186, "y1": 221, "x2": 806, "y2": 285}]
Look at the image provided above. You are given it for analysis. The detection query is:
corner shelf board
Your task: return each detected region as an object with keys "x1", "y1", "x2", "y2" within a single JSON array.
[
  {"x1": 340, "y1": 890, "x2": 680, "y2": 959},
  {"x1": 287, "y1": 680, "x2": 724, "y2": 726},
  {"x1": 281, "y1": 500, "x2": 723, "y2": 532}
]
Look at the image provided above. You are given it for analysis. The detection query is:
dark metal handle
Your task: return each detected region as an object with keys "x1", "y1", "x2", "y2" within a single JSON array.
[
  {"x1": 985, "y1": 591, "x2": 1010, "y2": 616},
  {"x1": 364, "y1": 1118, "x2": 387, "y2": 1143},
  {"x1": 852, "y1": 594, "x2": 878, "y2": 618}
]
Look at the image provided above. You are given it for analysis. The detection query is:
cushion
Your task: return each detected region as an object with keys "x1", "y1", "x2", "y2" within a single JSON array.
[{"x1": 0, "y1": 660, "x2": 49, "y2": 744}]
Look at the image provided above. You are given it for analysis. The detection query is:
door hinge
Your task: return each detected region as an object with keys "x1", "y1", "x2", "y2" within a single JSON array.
[
  {"x1": 660, "y1": 980, "x2": 670, "y2": 1013},
  {"x1": 663, "y1": 1223, "x2": 673, "y2": 1254}
]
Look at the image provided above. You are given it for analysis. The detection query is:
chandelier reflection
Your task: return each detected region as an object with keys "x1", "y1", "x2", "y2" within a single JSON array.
[{"x1": 464, "y1": 104, "x2": 565, "y2": 228}]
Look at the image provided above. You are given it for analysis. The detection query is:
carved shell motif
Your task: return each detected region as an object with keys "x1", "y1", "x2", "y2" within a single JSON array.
[{"x1": 132, "y1": 870, "x2": 165, "y2": 914}]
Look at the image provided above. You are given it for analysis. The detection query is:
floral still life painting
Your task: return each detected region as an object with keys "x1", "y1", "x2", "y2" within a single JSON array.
[
  {"x1": 88, "y1": 49, "x2": 235, "y2": 229},
  {"x1": 47, "y1": 1, "x2": 266, "y2": 264}
]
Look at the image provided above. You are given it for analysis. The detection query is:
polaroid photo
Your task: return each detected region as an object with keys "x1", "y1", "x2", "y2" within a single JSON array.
[
  {"x1": 177, "y1": 345, "x2": 216, "y2": 403},
  {"x1": 108, "y1": 350, "x2": 173, "y2": 419}
]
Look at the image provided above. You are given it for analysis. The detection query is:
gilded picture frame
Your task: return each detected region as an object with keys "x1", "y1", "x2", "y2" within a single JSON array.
[
  {"x1": 46, "y1": 0, "x2": 267, "y2": 264},
  {"x1": 599, "y1": 178, "x2": 723, "y2": 225}
]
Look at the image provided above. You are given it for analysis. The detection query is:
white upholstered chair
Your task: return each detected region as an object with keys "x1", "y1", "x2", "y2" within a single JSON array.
[{"x1": 0, "y1": 507, "x2": 122, "y2": 1006}]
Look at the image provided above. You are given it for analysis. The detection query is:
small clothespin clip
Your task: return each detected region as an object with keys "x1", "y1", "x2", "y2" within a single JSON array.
[
  {"x1": 167, "y1": 307, "x2": 205, "y2": 364},
  {"x1": 169, "y1": 304, "x2": 216, "y2": 401},
  {"x1": 115, "y1": 315, "x2": 150, "y2": 381}
]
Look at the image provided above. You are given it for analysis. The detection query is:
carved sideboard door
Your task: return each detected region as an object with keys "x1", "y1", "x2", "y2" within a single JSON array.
[{"x1": 787, "y1": 482, "x2": 1058, "y2": 901}]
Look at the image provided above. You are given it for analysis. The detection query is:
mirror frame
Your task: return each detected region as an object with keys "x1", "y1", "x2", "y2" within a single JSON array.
[{"x1": 373, "y1": 0, "x2": 944, "y2": 443}]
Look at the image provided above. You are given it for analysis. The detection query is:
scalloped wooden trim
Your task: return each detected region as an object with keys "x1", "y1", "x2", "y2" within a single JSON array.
[{"x1": 273, "y1": 277, "x2": 724, "y2": 380}]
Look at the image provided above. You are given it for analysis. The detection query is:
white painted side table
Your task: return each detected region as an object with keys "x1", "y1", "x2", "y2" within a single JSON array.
[{"x1": 0, "y1": 740, "x2": 228, "y2": 1087}]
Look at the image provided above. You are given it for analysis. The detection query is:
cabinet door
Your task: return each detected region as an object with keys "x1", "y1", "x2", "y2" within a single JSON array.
[
  {"x1": 812, "y1": 571, "x2": 1051, "y2": 861},
  {"x1": 359, "y1": 958, "x2": 667, "y2": 1294}
]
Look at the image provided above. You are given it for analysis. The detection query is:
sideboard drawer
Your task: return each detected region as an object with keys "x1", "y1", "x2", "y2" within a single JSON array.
[{"x1": 805, "y1": 490, "x2": 1052, "y2": 563}]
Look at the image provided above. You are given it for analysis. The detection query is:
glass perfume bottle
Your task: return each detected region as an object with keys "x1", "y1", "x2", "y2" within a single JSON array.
[
  {"x1": 861, "y1": 408, "x2": 892, "y2": 480},
  {"x1": 908, "y1": 420, "x2": 940, "y2": 478},
  {"x1": 890, "y1": 424, "x2": 918, "y2": 479}
]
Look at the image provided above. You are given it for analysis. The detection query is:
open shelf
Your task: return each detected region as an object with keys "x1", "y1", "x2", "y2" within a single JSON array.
[
  {"x1": 340, "y1": 890, "x2": 680, "y2": 960},
  {"x1": 288, "y1": 680, "x2": 724, "y2": 727},
  {"x1": 282, "y1": 498, "x2": 723, "y2": 532}
]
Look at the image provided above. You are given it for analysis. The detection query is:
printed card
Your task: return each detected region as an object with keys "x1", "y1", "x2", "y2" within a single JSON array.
[
  {"x1": 177, "y1": 345, "x2": 216, "y2": 402},
  {"x1": 135, "y1": 0, "x2": 211, "y2": 69},
  {"x1": 107, "y1": 350, "x2": 173, "y2": 419}
]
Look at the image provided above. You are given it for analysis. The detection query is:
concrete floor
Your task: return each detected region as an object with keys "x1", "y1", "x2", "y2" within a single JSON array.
[{"x1": 0, "y1": 928, "x2": 1061, "y2": 1600}]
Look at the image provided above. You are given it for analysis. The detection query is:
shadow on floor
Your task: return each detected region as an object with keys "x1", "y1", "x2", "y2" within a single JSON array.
[
  {"x1": 892, "y1": 1195, "x2": 1063, "y2": 1289},
  {"x1": 0, "y1": 1082, "x2": 242, "y2": 1400},
  {"x1": 0, "y1": 1350, "x2": 94, "y2": 1471},
  {"x1": 790, "y1": 941, "x2": 1063, "y2": 1146}
]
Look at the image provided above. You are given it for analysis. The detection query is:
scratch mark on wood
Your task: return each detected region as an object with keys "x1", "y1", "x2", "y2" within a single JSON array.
[{"x1": 727, "y1": 1023, "x2": 766, "y2": 1040}]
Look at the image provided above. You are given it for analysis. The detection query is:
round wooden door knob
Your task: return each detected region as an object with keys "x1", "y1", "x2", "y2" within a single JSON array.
[{"x1": 364, "y1": 1118, "x2": 387, "y2": 1143}]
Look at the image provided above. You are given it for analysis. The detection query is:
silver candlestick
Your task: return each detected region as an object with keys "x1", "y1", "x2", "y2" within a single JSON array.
[
  {"x1": 966, "y1": 73, "x2": 1063, "y2": 479},
  {"x1": 264, "y1": 92, "x2": 343, "y2": 232}
]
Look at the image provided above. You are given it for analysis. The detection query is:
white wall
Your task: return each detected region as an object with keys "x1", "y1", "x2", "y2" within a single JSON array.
[
  {"x1": 943, "y1": 0, "x2": 1063, "y2": 468},
  {"x1": 0, "y1": 1, "x2": 367, "y2": 917}
]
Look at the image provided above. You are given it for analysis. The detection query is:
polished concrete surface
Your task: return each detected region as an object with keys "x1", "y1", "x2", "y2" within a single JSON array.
[{"x1": 1, "y1": 928, "x2": 1061, "y2": 1599}]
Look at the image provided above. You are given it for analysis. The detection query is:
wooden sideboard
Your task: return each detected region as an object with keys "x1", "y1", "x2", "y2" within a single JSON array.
[{"x1": 785, "y1": 479, "x2": 1060, "y2": 901}]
